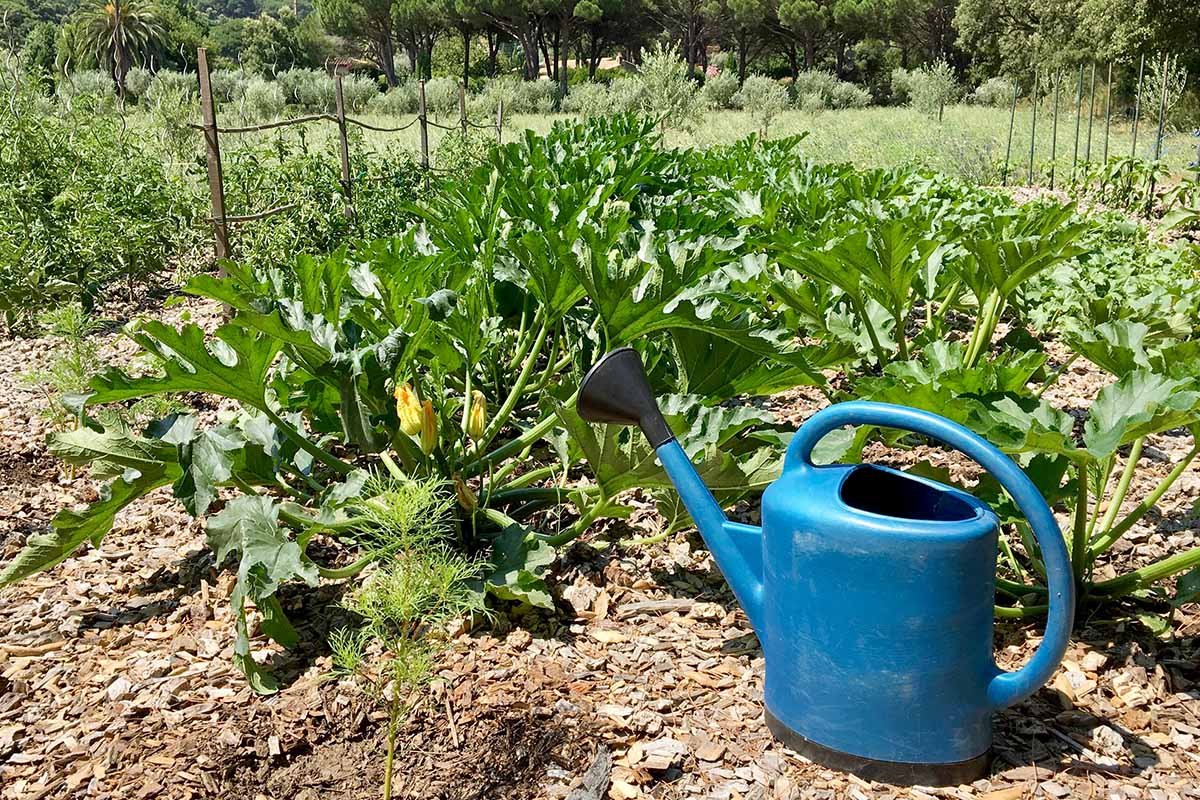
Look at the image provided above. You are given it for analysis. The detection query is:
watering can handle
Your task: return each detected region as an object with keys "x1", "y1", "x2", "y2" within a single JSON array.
[{"x1": 786, "y1": 400, "x2": 1075, "y2": 711}]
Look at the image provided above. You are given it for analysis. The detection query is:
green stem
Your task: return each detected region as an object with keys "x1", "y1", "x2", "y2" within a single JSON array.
[
  {"x1": 1016, "y1": 520, "x2": 1049, "y2": 580},
  {"x1": 490, "y1": 485, "x2": 600, "y2": 505},
  {"x1": 542, "y1": 499, "x2": 610, "y2": 547},
  {"x1": 492, "y1": 459, "x2": 555, "y2": 490},
  {"x1": 1071, "y1": 466, "x2": 1089, "y2": 586},
  {"x1": 997, "y1": 536, "x2": 1027, "y2": 582},
  {"x1": 462, "y1": 405, "x2": 566, "y2": 479},
  {"x1": 476, "y1": 319, "x2": 550, "y2": 453},
  {"x1": 996, "y1": 576, "x2": 1047, "y2": 596},
  {"x1": 317, "y1": 552, "x2": 374, "y2": 580},
  {"x1": 1090, "y1": 443, "x2": 1200, "y2": 555},
  {"x1": 894, "y1": 303, "x2": 908, "y2": 361},
  {"x1": 851, "y1": 293, "x2": 888, "y2": 367},
  {"x1": 1034, "y1": 353, "x2": 1080, "y2": 399},
  {"x1": 1086, "y1": 457, "x2": 1115, "y2": 539},
  {"x1": 994, "y1": 603, "x2": 1049, "y2": 619},
  {"x1": 964, "y1": 292, "x2": 1003, "y2": 368},
  {"x1": 1090, "y1": 544, "x2": 1200, "y2": 597},
  {"x1": 930, "y1": 279, "x2": 962, "y2": 326},
  {"x1": 264, "y1": 406, "x2": 355, "y2": 476},
  {"x1": 1095, "y1": 438, "x2": 1144, "y2": 536}
]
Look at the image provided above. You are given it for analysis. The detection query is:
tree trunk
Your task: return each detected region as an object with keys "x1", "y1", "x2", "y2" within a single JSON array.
[
  {"x1": 538, "y1": 22, "x2": 552, "y2": 81},
  {"x1": 786, "y1": 43, "x2": 798, "y2": 79},
  {"x1": 803, "y1": 37, "x2": 814, "y2": 69},
  {"x1": 380, "y1": 35, "x2": 398, "y2": 87},
  {"x1": 487, "y1": 29, "x2": 499, "y2": 76},
  {"x1": 558, "y1": 15, "x2": 569, "y2": 99},
  {"x1": 737, "y1": 29, "x2": 747, "y2": 83}
]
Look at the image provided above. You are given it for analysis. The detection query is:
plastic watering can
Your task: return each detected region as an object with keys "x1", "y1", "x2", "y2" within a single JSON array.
[{"x1": 576, "y1": 348, "x2": 1075, "y2": 785}]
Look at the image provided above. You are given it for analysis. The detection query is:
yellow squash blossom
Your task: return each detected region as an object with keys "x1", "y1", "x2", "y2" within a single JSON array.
[
  {"x1": 467, "y1": 389, "x2": 487, "y2": 442},
  {"x1": 393, "y1": 382, "x2": 422, "y2": 436},
  {"x1": 453, "y1": 474, "x2": 478, "y2": 512},
  {"x1": 420, "y1": 400, "x2": 437, "y2": 455}
]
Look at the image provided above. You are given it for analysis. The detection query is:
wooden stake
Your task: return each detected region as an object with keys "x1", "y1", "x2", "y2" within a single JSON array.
[
  {"x1": 496, "y1": 98, "x2": 504, "y2": 143},
  {"x1": 418, "y1": 79, "x2": 429, "y2": 169},
  {"x1": 197, "y1": 48, "x2": 230, "y2": 264},
  {"x1": 334, "y1": 72, "x2": 354, "y2": 218}
]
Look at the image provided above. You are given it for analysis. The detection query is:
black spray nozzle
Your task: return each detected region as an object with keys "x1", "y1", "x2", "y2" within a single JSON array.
[{"x1": 576, "y1": 347, "x2": 675, "y2": 448}]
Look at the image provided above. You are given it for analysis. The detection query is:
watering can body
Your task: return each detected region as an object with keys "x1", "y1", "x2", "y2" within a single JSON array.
[{"x1": 578, "y1": 348, "x2": 1075, "y2": 785}]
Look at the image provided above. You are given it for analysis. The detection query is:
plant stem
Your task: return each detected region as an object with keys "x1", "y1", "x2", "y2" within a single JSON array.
[
  {"x1": 462, "y1": 405, "x2": 567, "y2": 478},
  {"x1": 850, "y1": 294, "x2": 888, "y2": 367},
  {"x1": 1090, "y1": 443, "x2": 1200, "y2": 556},
  {"x1": 264, "y1": 406, "x2": 355, "y2": 476},
  {"x1": 317, "y1": 552, "x2": 374, "y2": 580},
  {"x1": 1095, "y1": 438, "x2": 1143, "y2": 536},
  {"x1": 994, "y1": 603, "x2": 1049, "y2": 618},
  {"x1": 996, "y1": 576, "x2": 1047, "y2": 596},
  {"x1": 964, "y1": 291, "x2": 1003, "y2": 367},
  {"x1": 477, "y1": 319, "x2": 550, "y2": 453},
  {"x1": 1090, "y1": 544, "x2": 1200, "y2": 597},
  {"x1": 1034, "y1": 353, "x2": 1080, "y2": 399},
  {"x1": 1071, "y1": 465, "x2": 1089, "y2": 587},
  {"x1": 490, "y1": 485, "x2": 600, "y2": 504},
  {"x1": 542, "y1": 498, "x2": 610, "y2": 547}
]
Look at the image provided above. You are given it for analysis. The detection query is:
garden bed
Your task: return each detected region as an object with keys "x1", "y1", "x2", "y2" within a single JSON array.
[{"x1": 3, "y1": 297, "x2": 1199, "y2": 800}]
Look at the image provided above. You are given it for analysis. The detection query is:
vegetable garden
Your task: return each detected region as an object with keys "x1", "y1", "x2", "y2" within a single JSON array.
[{"x1": 4, "y1": 111, "x2": 1200, "y2": 798}]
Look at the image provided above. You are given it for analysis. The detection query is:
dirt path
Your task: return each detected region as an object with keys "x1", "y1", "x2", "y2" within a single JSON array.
[{"x1": 2, "y1": 302, "x2": 1200, "y2": 800}]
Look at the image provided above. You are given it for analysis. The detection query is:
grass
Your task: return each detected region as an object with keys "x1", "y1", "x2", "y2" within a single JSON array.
[{"x1": 193, "y1": 103, "x2": 1197, "y2": 185}]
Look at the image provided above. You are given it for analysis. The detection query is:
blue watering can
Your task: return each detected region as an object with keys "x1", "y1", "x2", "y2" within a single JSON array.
[{"x1": 577, "y1": 348, "x2": 1075, "y2": 785}]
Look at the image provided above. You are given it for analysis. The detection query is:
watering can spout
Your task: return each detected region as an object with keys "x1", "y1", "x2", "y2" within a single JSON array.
[{"x1": 577, "y1": 348, "x2": 766, "y2": 635}]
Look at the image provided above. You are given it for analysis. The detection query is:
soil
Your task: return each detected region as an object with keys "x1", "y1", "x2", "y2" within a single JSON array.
[{"x1": 2, "y1": 297, "x2": 1200, "y2": 800}]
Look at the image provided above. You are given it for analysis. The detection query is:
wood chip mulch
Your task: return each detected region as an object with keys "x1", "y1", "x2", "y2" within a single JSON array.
[{"x1": 2, "y1": 298, "x2": 1200, "y2": 800}]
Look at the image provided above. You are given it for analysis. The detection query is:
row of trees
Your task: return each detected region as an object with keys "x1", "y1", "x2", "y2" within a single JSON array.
[{"x1": 7, "y1": 0, "x2": 1198, "y2": 103}]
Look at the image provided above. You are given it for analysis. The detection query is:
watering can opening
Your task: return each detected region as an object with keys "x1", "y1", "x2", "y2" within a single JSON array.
[{"x1": 839, "y1": 465, "x2": 981, "y2": 523}]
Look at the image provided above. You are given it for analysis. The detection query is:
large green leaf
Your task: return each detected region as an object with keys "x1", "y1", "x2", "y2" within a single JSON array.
[
  {"x1": 206, "y1": 496, "x2": 319, "y2": 692},
  {"x1": 88, "y1": 320, "x2": 281, "y2": 411},
  {"x1": 0, "y1": 464, "x2": 176, "y2": 586},
  {"x1": 1084, "y1": 371, "x2": 1200, "y2": 459},
  {"x1": 483, "y1": 524, "x2": 556, "y2": 609}
]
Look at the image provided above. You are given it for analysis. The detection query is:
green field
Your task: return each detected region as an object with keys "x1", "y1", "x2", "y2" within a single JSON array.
[{"x1": 205, "y1": 104, "x2": 1197, "y2": 184}]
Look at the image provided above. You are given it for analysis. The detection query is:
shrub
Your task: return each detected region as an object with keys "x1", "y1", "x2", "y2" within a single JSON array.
[
  {"x1": 972, "y1": 76, "x2": 1016, "y2": 107},
  {"x1": 636, "y1": 43, "x2": 701, "y2": 131},
  {"x1": 242, "y1": 76, "x2": 285, "y2": 120},
  {"x1": 905, "y1": 60, "x2": 961, "y2": 117},
  {"x1": 607, "y1": 78, "x2": 644, "y2": 114},
  {"x1": 512, "y1": 78, "x2": 558, "y2": 113},
  {"x1": 0, "y1": 90, "x2": 199, "y2": 326},
  {"x1": 147, "y1": 70, "x2": 196, "y2": 103},
  {"x1": 830, "y1": 81, "x2": 871, "y2": 109},
  {"x1": 210, "y1": 68, "x2": 248, "y2": 104},
  {"x1": 702, "y1": 69, "x2": 739, "y2": 109},
  {"x1": 55, "y1": 70, "x2": 111, "y2": 102},
  {"x1": 341, "y1": 73, "x2": 378, "y2": 112},
  {"x1": 791, "y1": 69, "x2": 839, "y2": 107},
  {"x1": 798, "y1": 91, "x2": 828, "y2": 112},
  {"x1": 562, "y1": 81, "x2": 610, "y2": 117},
  {"x1": 469, "y1": 74, "x2": 520, "y2": 122},
  {"x1": 890, "y1": 67, "x2": 914, "y2": 104},
  {"x1": 279, "y1": 68, "x2": 342, "y2": 111},
  {"x1": 369, "y1": 81, "x2": 419, "y2": 115},
  {"x1": 124, "y1": 67, "x2": 152, "y2": 100},
  {"x1": 733, "y1": 74, "x2": 789, "y2": 136},
  {"x1": 424, "y1": 76, "x2": 460, "y2": 118}
]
